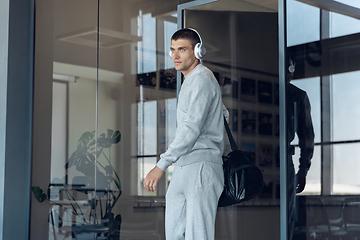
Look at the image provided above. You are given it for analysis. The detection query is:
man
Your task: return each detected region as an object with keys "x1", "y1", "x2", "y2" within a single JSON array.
[
  {"x1": 287, "y1": 54, "x2": 315, "y2": 239},
  {"x1": 143, "y1": 28, "x2": 227, "y2": 240}
]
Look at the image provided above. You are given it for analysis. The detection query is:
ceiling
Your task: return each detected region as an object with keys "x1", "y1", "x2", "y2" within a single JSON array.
[{"x1": 189, "y1": 0, "x2": 278, "y2": 11}]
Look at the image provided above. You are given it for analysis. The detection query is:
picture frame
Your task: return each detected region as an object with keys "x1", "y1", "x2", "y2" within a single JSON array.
[
  {"x1": 258, "y1": 80, "x2": 272, "y2": 104},
  {"x1": 241, "y1": 142, "x2": 256, "y2": 164},
  {"x1": 160, "y1": 68, "x2": 176, "y2": 90},
  {"x1": 136, "y1": 71, "x2": 156, "y2": 87},
  {"x1": 241, "y1": 77, "x2": 256, "y2": 102},
  {"x1": 221, "y1": 74, "x2": 238, "y2": 99},
  {"x1": 258, "y1": 112, "x2": 273, "y2": 136},
  {"x1": 242, "y1": 110, "x2": 256, "y2": 134},
  {"x1": 258, "y1": 144, "x2": 273, "y2": 168}
]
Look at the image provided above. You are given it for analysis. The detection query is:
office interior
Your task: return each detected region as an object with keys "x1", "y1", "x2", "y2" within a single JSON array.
[{"x1": 2, "y1": 0, "x2": 360, "y2": 239}]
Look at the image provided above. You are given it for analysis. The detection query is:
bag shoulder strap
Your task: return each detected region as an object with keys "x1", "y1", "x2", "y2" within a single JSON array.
[{"x1": 224, "y1": 116, "x2": 238, "y2": 151}]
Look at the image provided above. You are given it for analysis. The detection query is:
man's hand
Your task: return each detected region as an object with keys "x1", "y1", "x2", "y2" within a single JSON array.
[
  {"x1": 296, "y1": 174, "x2": 306, "y2": 193},
  {"x1": 143, "y1": 166, "x2": 165, "y2": 192}
]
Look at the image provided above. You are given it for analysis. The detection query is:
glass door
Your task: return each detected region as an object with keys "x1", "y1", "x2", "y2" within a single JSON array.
[
  {"x1": 283, "y1": 0, "x2": 360, "y2": 239},
  {"x1": 181, "y1": 1, "x2": 281, "y2": 239}
]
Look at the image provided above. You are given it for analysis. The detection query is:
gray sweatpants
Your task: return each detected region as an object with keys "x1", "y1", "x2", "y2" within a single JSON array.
[{"x1": 165, "y1": 161, "x2": 224, "y2": 240}]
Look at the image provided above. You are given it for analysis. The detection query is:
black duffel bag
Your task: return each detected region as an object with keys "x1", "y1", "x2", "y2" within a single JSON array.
[{"x1": 218, "y1": 118, "x2": 263, "y2": 207}]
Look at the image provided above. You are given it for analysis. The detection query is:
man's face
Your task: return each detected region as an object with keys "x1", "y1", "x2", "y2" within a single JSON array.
[{"x1": 170, "y1": 38, "x2": 199, "y2": 76}]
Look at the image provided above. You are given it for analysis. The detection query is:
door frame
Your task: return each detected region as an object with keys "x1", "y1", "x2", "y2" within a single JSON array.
[{"x1": 175, "y1": 0, "x2": 219, "y2": 96}]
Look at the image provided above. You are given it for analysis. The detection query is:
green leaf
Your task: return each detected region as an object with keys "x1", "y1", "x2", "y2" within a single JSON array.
[
  {"x1": 77, "y1": 131, "x2": 95, "y2": 151},
  {"x1": 112, "y1": 131, "x2": 121, "y2": 144},
  {"x1": 32, "y1": 186, "x2": 47, "y2": 202}
]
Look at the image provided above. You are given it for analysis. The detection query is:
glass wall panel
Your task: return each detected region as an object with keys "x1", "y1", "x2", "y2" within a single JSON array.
[
  {"x1": 331, "y1": 0, "x2": 360, "y2": 38},
  {"x1": 332, "y1": 71, "x2": 360, "y2": 141},
  {"x1": 331, "y1": 12, "x2": 360, "y2": 38},
  {"x1": 286, "y1": 0, "x2": 360, "y2": 239},
  {"x1": 31, "y1": 0, "x2": 99, "y2": 239},
  {"x1": 287, "y1": 0, "x2": 320, "y2": 47},
  {"x1": 96, "y1": 0, "x2": 180, "y2": 239},
  {"x1": 333, "y1": 143, "x2": 360, "y2": 194},
  {"x1": 31, "y1": 0, "x2": 183, "y2": 239}
]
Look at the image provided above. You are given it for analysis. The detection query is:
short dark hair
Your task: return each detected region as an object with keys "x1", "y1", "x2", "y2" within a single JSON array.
[{"x1": 171, "y1": 28, "x2": 201, "y2": 50}]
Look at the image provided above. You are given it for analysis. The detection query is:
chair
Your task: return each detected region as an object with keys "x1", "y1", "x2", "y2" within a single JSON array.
[
  {"x1": 343, "y1": 197, "x2": 360, "y2": 239},
  {"x1": 306, "y1": 197, "x2": 346, "y2": 240},
  {"x1": 321, "y1": 198, "x2": 348, "y2": 239}
]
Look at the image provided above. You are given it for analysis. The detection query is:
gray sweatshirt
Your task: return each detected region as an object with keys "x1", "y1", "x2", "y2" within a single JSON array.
[{"x1": 156, "y1": 64, "x2": 229, "y2": 171}]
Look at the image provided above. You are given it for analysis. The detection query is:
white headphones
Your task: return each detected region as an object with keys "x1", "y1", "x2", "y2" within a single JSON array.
[
  {"x1": 288, "y1": 55, "x2": 295, "y2": 73},
  {"x1": 169, "y1": 28, "x2": 206, "y2": 60}
]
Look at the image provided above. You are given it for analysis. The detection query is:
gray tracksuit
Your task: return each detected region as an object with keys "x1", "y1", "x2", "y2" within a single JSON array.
[{"x1": 157, "y1": 64, "x2": 227, "y2": 240}]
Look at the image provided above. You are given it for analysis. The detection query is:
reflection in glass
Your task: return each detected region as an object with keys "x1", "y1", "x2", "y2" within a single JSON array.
[
  {"x1": 138, "y1": 12, "x2": 157, "y2": 74},
  {"x1": 333, "y1": 71, "x2": 360, "y2": 141},
  {"x1": 287, "y1": 1, "x2": 360, "y2": 239},
  {"x1": 334, "y1": 0, "x2": 360, "y2": 8},
  {"x1": 137, "y1": 99, "x2": 157, "y2": 156},
  {"x1": 294, "y1": 145, "x2": 321, "y2": 194},
  {"x1": 290, "y1": 77, "x2": 321, "y2": 144},
  {"x1": 331, "y1": 12, "x2": 360, "y2": 38},
  {"x1": 286, "y1": 53, "x2": 315, "y2": 240},
  {"x1": 163, "y1": 98, "x2": 176, "y2": 185},
  {"x1": 164, "y1": 19, "x2": 177, "y2": 70},
  {"x1": 333, "y1": 143, "x2": 360, "y2": 194},
  {"x1": 287, "y1": 0, "x2": 320, "y2": 47},
  {"x1": 186, "y1": 5, "x2": 281, "y2": 239},
  {"x1": 51, "y1": 82, "x2": 68, "y2": 182},
  {"x1": 332, "y1": 0, "x2": 360, "y2": 38}
]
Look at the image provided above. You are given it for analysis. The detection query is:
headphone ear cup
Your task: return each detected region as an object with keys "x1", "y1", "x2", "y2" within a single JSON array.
[
  {"x1": 194, "y1": 43, "x2": 201, "y2": 59},
  {"x1": 194, "y1": 43, "x2": 206, "y2": 59},
  {"x1": 288, "y1": 55, "x2": 295, "y2": 73},
  {"x1": 169, "y1": 50, "x2": 172, "y2": 59},
  {"x1": 199, "y1": 45, "x2": 206, "y2": 59},
  {"x1": 288, "y1": 65, "x2": 295, "y2": 73}
]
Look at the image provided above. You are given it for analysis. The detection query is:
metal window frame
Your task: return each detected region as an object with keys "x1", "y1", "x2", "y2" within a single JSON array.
[
  {"x1": 298, "y1": 0, "x2": 360, "y2": 20},
  {"x1": 278, "y1": 1, "x2": 288, "y2": 239},
  {"x1": 0, "y1": 0, "x2": 35, "y2": 239}
]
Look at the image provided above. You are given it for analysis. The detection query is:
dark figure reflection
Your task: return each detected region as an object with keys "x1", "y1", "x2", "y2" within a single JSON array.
[{"x1": 287, "y1": 54, "x2": 315, "y2": 240}]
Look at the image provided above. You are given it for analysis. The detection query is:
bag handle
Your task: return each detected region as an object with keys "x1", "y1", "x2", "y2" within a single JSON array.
[{"x1": 224, "y1": 116, "x2": 238, "y2": 151}]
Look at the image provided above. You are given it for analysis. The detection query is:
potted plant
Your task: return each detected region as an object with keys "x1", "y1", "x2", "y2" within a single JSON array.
[{"x1": 32, "y1": 129, "x2": 122, "y2": 239}]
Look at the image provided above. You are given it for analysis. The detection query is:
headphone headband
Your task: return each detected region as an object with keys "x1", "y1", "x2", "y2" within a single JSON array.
[
  {"x1": 188, "y1": 28, "x2": 206, "y2": 59},
  {"x1": 188, "y1": 28, "x2": 203, "y2": 47}
]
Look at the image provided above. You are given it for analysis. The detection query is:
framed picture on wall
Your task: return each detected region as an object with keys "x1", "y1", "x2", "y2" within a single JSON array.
[
  {"x1": 258, "y1": 143, "x2": 273, "y2": 167},
  {"x1": 160, "y1": 68, "x2": 176, "y2": 90},
  {"x1": 258, "y1": 80, "x2": 272, "y2": 104},
  {"x1": 241, "y1": 142, "x2": 256, "y2": 164},
  {"x1": 136, "y1": 71, "x2": 156, "y2": 87},
  {"x1": 229, "y1": 108, "x2": 238, "y2": 132},
  {"x1": 242, "y1": 110, "x2": 256, "y2": 134},
  {"x1": 258, "y1": 112, "x2": 273, "y2": 136},
  {"x1": 241, "y1": 77, "x2": 256, "y2": 102},
  {"x1": 221, "y1": 74, "x2": 238, "y2": 99}
]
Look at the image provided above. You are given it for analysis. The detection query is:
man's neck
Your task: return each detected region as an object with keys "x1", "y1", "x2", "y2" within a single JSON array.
[{"x1": 182, "y1": 60, "x2": 200, "y2": 76}]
